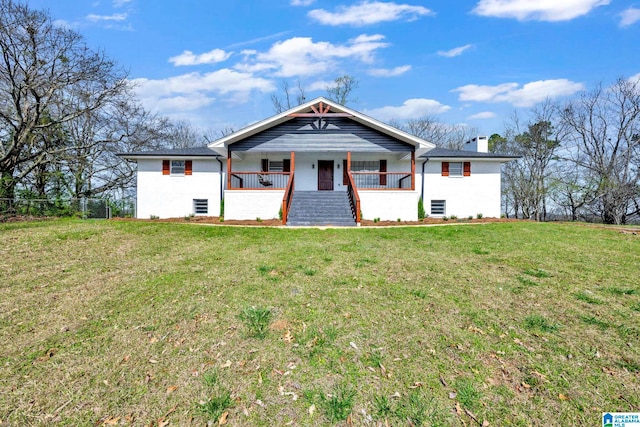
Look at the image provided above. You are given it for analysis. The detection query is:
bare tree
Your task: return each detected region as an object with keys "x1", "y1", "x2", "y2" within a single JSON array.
[
  {"x1": 561, "y1": 78, "x2": 640, "y2": 224},
  {"x1": 58, "y1": 99, "x2": 170, "y2": 199},
  {"x1": 0, "y1": 0, "x2": 128, "y2": 199},
  {"x1": 394, "y1": 115, "x2": 478, "y2": 149},
  {"x1": 325, "y1": 75, "x2": 358, "y2": 106},
  {"x1": 493, "y1": 102, "x2": 563, "y2": 221},
  {"x1": 271, "y1": 79, "x2": 306, "y2": 113},
  {"x1": 164, "y1": 119, "x2": 202, "y2": 149}
]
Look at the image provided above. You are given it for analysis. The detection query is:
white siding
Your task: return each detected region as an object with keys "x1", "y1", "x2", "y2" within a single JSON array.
[
  {"x1": 224, "y1": 190, "x2": 284, "y2": 220},
  {"x1": 136, "y1": 159, "x2": 221, "y2": 219},
  {"x1": 421, "y1": 160, "x2": 502, "y2": 218},
  {"x1": 359, "y1": 190, "x2": 418, "y2": 221}
]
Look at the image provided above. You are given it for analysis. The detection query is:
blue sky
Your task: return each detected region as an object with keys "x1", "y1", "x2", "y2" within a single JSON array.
[{"x1": 28, "y1": 0, "x2": 640, "y2": 137}]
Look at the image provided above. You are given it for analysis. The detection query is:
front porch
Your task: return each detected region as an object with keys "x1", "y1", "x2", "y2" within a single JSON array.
[
  {"x1": 224, "y1": 151, "x2": 417, "y2": 224},
  {"x1": 217, "y1": 99, "x2": 424, "y2": 225}
]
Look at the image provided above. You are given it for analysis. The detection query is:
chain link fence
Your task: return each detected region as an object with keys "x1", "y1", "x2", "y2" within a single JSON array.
[{"x1": 0, "y1": 198, "x2": 135, "y2": 219}]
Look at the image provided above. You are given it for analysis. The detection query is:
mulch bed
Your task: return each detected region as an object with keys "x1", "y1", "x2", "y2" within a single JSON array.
[{"x1": 112, "y1": 216, "x2": 521, "y2": 227}]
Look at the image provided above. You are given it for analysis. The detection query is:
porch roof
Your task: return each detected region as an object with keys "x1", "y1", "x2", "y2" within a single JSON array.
[
  {"x1": 118, "y1": 146, "x2": 220, "y2": 160},
  {"x1": 231, "y1": 132, "x2": 412, "y2": 153},
  {"x1": 421, "y1": 147, "x2": 519, "y2": 160}
]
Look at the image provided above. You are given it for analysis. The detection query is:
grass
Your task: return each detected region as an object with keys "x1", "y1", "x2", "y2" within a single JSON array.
[
  {"x1": 238, "y1": 306, "x2": 273, "y2": 338},
  {"x1": 0, "y1": 219, "x2": 639, "y2": 426}
]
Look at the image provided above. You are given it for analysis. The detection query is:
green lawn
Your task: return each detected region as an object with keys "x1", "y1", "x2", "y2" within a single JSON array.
[{"x1": 0, "y1": 220, "x2": 638, "y2": 426}]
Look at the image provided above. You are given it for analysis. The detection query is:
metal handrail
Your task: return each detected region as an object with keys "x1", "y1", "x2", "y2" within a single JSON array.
[
  {"x1": 229, "y1": 172, "x2": 290, "y2": 189},
  {"x1": 350, "y1": 172, "x2": 413, "y2": 189}
]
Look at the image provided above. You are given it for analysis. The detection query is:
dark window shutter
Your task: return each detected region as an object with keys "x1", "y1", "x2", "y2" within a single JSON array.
[
  {"x1": 463, "y1": 161, "x2": 471, "y2": 176},
  {"x1": 441, "y1": 162, "x2": 449, "y2": 176},
  {"x1": 283, "y1": 159, "x2": 291, "y2": 173},
  {"x1": 162, "y1": 160, "x2": 170, "y2": 175},
  {"x1": 261, "y1": 159, "x2": 269, "y2": 172},
  {"x1": 343, "y1": 159, "x2": 348, "y2": 185},
  {"x1": 185, "y1": 160, "x2": 193, "y2": 175},
  {"x1": 379, "y1": 159, "x2": 387, "y2": 185}
]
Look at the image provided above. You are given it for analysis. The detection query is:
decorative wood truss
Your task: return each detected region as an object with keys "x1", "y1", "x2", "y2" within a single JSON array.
[{"x1": 287, "y1": 101, "x2": 353, "y2": 118}]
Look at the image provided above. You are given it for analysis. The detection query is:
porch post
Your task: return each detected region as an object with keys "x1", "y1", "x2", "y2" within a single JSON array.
[
  {"x1": 411, "y1": 150, "x2": 416, "y2": 191},
  {"x1": 227, "y1": 151, "x2": 232, "y2": 190},
  {"x1": 347, "y1": 151, "x2": 351, "y2": 174},
  {"x1": 291, "y1": 151, "x2": 295, "y2": 174}
]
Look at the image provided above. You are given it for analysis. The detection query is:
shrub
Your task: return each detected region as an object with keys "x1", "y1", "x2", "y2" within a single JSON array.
[
  {"x1": 476, "y1": 213, "x2": 483, "y2": 219},
  {"x1": 418, "y1": 197, "x2": 426, "y2": 220}
]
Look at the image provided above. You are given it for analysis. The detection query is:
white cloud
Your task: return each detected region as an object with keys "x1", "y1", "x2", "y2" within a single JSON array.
[
  {"x1": 309, "y1": 1, "x2": 433, "y2": 26},
  {"x1": 152, "y1": 94, "x2": 216, "y2": 112},
  {"x1": 472, "y1": 0, "x2": 610, "y2": 21},
  {"x1": 437, "y1": 44, "x2": 473, "y2": 58},
  {"x1": 113, "y1": 0, "x2": 132, "y2": 7},
  {"x1": 620, "y1": 7, "x2": 640, "y2": 27},
  {"x1": 467, "y1": 111, "x2": 496, "y2": 120},
  {"x1": 86, "y1": 13, "x2": 128, "y2": 22},
  {"x1": 291, "y1": 0, "x2": 315, "y2": 5},
  {"x1": 130, "y1": 69, "x2": 275, "y2": 113},
  {"x1": 629, "y1": 73, "x2": 640, "y2": 83},
  {"x1": 169, "y1": 49, "x2": 232, "y2": 66},
  {"x1": 306, "y1": 80, "x2": 333, "y2": 92},
  {"x1": 363, "y1": 98, "x2": 451, "y2": 121},
  {"x1": 453, "y1": 79, "x2": 585, "y2": 107},
  {"x1": 368, "y1": 65, "x2": 411, "y2": 77},
  {"x1": 454, "y1": 83, "x2": 519, "y2": 102},
  {"x1": 237, "y1": 34, "x2": 389, "y2": 77}
]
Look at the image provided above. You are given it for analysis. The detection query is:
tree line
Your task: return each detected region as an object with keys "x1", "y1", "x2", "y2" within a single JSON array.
[
  {"x1": 489, "y1": 78, "x2": 640, "y2": 224},
  {"x1": 2, "y1": 1, "x2": 637, "y2": 223},
  {"x1": 0, "y1": 0, "x2": 214, "y2": 207}
]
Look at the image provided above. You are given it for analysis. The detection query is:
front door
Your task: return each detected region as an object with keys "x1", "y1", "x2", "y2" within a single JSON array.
[{"x1": 317, "y1": 160, "x2": 334, "y2": 191}]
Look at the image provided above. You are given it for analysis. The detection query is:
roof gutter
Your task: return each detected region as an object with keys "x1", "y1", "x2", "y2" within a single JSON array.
[
  {"x1": 216, "y1": 157, "x2": 224, "y2": 202},
  {"x1": 421, "y1": 158, "x2": 429, "y2": 201}
]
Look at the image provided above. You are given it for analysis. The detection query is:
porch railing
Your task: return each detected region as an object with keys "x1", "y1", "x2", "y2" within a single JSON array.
[
  {"x1": 346, "y1": 172, "x2": 361, "y2": 224},
  {"x1": 281, "y1": 173, "x2": 295, "y2": 225},
  {"x1": 229, "y1": 172, "x2": 291, "y2": 189},
  {"x1": 351, "y1": 172, "x2": 412, "y2": 189}
]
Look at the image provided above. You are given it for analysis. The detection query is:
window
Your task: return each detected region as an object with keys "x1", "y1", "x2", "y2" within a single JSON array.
[
  {"x1": 449, "y1": 162, "x2": 463, "y2": 177},
  {"x1": 193, "y1": 199, "x2": 208, "y2": 214},
  {"x1": 431, "y1": 200, "x2": 446, "y2": 215},
  {"x1": 163, "y1": 160, "x2": 192, "y2": 175},
  {"x1": 350, "y1": 160, "x2": 386, "y2": 186},
  {"x1": 171, "y1": 160, "x2": 185, "y2": 174},
  {"x1": 268, "y1": 161, "x2": 284, "y2": 172},
  {"x1": 351, "y1": 161, "x2": 380, "y2": 172},
  {"x1": 441, "y1": 161, "x2": 471, "y2": 177},
  {"x1": 261, "y1": 159, "x2": 290, "y2": 172}
]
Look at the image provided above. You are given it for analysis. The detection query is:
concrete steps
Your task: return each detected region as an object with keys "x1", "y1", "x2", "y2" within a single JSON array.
[{"x1": 286, "y1": 191, "x2": 356, "y2": 227}]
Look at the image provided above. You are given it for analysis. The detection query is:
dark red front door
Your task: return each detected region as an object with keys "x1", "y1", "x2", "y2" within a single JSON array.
[{"x1": 318, "y1": 160, "x2": 334, "y2": 191}]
